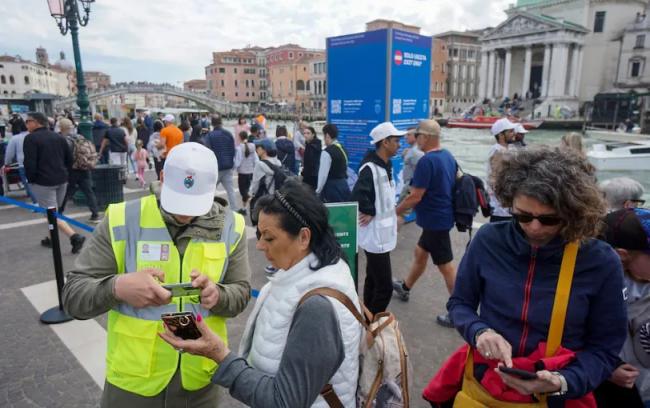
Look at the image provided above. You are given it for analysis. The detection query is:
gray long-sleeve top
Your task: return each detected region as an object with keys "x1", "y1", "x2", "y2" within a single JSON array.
[
  {"x1": 62, "y1": 193, "x2": 251, "y2": 319},
  {"x1": 4, "y1": 131, "x2": 28, "y2": 166},
  {"x1": 212, "y1": 295, "x2": 345, "y2": 407}
]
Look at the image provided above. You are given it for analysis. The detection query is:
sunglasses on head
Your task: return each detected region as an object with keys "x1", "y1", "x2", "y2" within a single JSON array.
[
  {"x1": 510, "y1": 211, "x2": 564, "y2": 226},
  {"x1": 630, "y1": 199, "x2": 646, "y2": 207}
]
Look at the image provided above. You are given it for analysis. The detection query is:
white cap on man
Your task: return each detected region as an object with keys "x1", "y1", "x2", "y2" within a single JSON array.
[
  {"x1": 161, "y1": 142, "x2": 218, "y2": 216},
  {"x1": 514, "y1": 123, "x2": 529, "y2": 134},
  {"x1": 369, "y1": 122, "x2": 407, "y2": 145},
  {"x1": 163, "y1": 114, "x2": 175, "y2": 123},
  {"x1": 490, "y1": 118, "x2": 517, "y2": 136}
]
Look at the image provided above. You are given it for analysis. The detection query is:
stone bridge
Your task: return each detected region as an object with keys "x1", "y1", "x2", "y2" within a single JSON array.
[{"x1": 54, "y1": 84, "x2": 248, "y2": 114}]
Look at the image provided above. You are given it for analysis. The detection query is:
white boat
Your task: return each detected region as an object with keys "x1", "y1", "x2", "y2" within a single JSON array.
[
  {"x1": 585, "y1": 128, "x2": 650, "y2": 143},
  {"x1": 587, "y1": 141, "x2": 650, "y2": 171}
]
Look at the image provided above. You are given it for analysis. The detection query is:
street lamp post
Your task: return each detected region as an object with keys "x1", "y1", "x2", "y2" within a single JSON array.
[{"x1": 47, "y1": 0, "x2": 94, "y2": 140}]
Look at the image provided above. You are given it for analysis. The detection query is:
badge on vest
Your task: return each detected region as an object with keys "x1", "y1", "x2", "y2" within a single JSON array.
[{"x1": 140, "y1": 243, "x2": 170, "y2": 261}]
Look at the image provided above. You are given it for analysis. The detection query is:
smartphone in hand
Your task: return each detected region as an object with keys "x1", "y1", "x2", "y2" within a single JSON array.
[
  {"x1": 498, "y1": 366, "x2": 538, "y2": 380},
  {"x1": 162, "y1": 282, "x2": 201, "y2": 297},
  {"x1": 161, "y1": 312, "x2": 202, "y2": 340}
]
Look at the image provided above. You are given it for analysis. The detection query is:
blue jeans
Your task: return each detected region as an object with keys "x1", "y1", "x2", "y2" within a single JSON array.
[{"x1": 18, "y1": 166, "x2": 38, "y2": 203}]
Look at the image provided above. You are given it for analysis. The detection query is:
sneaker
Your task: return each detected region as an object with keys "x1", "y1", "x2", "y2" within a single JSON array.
[
  {"x1": 88, "y1": 214, "x2": 101, "y2": 223},
  {"x1": 436, "y1": 313, "x2": 454, "y2": 328},
  {"x1": 41, "y1": 236, "x2": 52, "y2": 248},
  {"x1": 70, "y1": 234, "x2": 86, "y2": 254},
  {"x1": 264, "y1": 265, "x2": 278, "y2": 274},
  {"x1": 237, "y1": 208, "x2": 247, "y2": 216},
  {"x1": 392, "y1": 279, "x2": 410, "y2": 302}
]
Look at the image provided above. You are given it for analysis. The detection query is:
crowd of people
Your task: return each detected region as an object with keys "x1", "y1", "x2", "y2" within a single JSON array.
[{"x1": 1, "y1": 108, "x2": 649, "y2": 407}]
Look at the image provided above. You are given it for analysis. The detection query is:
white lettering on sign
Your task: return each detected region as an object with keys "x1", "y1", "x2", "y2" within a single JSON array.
[{"x1": 401, "y1": 52, "x2": 428, "y2": 67}]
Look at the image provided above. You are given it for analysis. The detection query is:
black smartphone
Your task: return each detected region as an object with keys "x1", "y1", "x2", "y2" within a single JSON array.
[
  {"x1": 162, "y1": 283, "x2": 201, "y2": 297},
  {"x1": 498, "y1": 366, "x2": 538, "y2": 380},
  {"x1": 161, "y1": 312, "x2": 202, "y2": 340}
]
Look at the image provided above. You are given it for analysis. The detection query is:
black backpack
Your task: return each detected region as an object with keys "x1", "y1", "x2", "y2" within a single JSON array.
[
  {"x1": 261, "y1": 159, "x2": 294, "y2": 191},
  {"x1": 453, "y1": 163, "x2": 491, "y2": 244}
]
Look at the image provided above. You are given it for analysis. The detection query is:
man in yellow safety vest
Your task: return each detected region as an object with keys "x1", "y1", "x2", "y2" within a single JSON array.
[{"x1": 63, "y1": 142, "x2": 251, "y2": 407}]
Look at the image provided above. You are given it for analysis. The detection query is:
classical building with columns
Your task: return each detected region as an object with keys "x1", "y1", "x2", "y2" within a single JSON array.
[
  {"x1": 479, "y1": 12, "x2": 588, "y2": 112},
  {"x1": 479, "y1": 0, "x2": 649, "y2": 115}
]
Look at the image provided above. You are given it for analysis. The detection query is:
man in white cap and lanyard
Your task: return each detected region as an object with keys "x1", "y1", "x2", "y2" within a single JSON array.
[
  {"x1": 62, "y1": 142, "x2": 251, "y2": 407},
  {"x1": 352, "y1": 121, "x2": 405, "y2": 316},
  {"x1": 487, "y1": 117, "x2": 517, "y2": 222}
]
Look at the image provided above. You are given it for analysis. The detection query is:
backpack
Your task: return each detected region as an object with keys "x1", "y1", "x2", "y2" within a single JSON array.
[
  {"x1": 299, "y1": 287, "x2": 411, "y2": 408},
  {"x1": 68, "y1": 134, "x2": 98, "y2": 170},
  {"x1": 261, "y1": 159, "x2": 294, "y2": 191},
  {"x1": 453, "y1": 163, "x2": 491, "y2": 244}
]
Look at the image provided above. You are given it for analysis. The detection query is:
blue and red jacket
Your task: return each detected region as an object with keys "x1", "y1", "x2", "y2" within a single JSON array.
[{"x1": 447, "y1": 220, "x2": 627, "y2": 404}]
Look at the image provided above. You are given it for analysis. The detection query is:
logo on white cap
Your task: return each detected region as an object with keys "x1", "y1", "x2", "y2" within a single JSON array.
[{"x1": 184, "y1": 174, "x2": 195, "y2": 189}]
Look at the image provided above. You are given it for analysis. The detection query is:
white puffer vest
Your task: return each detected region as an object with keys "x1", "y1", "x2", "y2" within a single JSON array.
[
  {"x1": 358, "y1": 162, "x2": 397, "y2": 254},
  {"x1": 239, "y1": 253, "x2": 362, "y2": 407}
]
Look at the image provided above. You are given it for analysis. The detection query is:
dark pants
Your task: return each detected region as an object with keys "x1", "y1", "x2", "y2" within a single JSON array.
[
  {"x1": 363, "y1": 251, "x2": 393, "y2": 315},
  {"x1": 238, "y1": 173, "x2": 253, "y2": 202},
  {"x1": 61, "y1": 169, "x2": 99, "y2": 217},
  {"x1": 154, "y1": 158, "x2": 164, "y2": 180},
  {"x1": 320, "y1": 178, "x2": 351, "y2": 203}
]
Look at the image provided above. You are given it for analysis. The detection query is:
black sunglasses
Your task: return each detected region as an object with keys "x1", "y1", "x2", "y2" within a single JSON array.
[
  {"x1": 510, "y1": 211, "x2": 564, "y2": 226},
  {"x1": 630, "y1": 199, "x2": 646, "y2": 206}
]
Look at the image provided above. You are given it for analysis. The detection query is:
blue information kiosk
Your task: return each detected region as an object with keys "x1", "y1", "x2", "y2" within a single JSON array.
[{"x1": 327, "y1": 28, "x2": 432, "y2": 197}]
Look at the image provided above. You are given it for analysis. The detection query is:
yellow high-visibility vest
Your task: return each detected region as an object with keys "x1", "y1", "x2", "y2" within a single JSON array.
[{"x1": 105, "y1": 194, "x2": 245, "y2": 396}]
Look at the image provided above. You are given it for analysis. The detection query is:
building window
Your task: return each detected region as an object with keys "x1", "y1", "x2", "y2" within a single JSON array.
[
  {"x1": 235, "y1": 92, "x2": 238, "y2": 97},
  {"x1": 219, "y1": 67, "x2": 225, "y2": 73},
  {"x1": 220, "y1": 79, "x2": 224, "y2": 87},
  {"x1": 235, "y1": 80, "x2": 238, "y2": 87},
  {"x1": 252, "y1": 92, "x2": 255, "y2": 96},
  {"x1": 631, "y1": 60, "x2": 642, "y2": 77},
  {"x1": 1, "y1": 75, "x2": 5, "y2": 84},
  {"x1": 222, "y1": 92, "x2": 225, "y2": 97},
  {"x1": 234, "y1": 68, "x2": 238, "y2": 74},
  {"x1": 252, "y1": 80, "x2": 255, "y2": 87},
  {"x1": 9, "y1": 75, "x2": 14, "y2": 84},
  {"x1": 636, "y1": 34, "x2": 646, "y2": 49},
  {"x1": 594, "y1": 11, "x2": 606, "y2": 33},
  {"x1": 289, "y1": 52, "x2": 294, "y2": 59},
  {"x1": 453, "y1": 48, "x2": 459, "y2": 57}
]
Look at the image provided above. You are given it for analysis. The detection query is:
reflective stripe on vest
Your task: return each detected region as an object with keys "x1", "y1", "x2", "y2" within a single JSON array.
[{"x1": 105, "y1": 195, "x2": 245, "y2": 396}]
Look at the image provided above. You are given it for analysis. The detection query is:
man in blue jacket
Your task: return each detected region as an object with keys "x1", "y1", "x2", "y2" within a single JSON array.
[{"x1": 203, "y1": 115, "x2": 239, "y2": 212}]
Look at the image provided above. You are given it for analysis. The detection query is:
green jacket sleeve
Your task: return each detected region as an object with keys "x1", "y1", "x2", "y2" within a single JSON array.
[
  {"x1": 211, "y1": 226, "x2": 252, "y2": 317},
  {"x1": 62, "y1": 215, "x2": 121, "y2": 319}
]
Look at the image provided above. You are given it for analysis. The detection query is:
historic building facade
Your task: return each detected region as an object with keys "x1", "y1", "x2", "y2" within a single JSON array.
[{"x1": 479, "y1": 0, "x2": 650, "y2": 114}]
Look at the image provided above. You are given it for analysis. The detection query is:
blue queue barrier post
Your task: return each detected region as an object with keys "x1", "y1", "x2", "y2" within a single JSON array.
[{"x1": 40, "y1": 207, "x2": 73, "y2": 324}]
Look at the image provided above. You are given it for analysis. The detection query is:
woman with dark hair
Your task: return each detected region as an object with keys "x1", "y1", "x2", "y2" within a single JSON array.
[
  {"x1": 179, "y1": 119, "x2": 192, "y2": 143},
  {"x1": 425, "y1": 147, "x2": 627, "y2": 406},
  {"x1": 235, "y1": 131, "x2": 256, "y2": 215},
  {"x1": 160, "y1": 180, "x2": 363, "y2": 407},
  {"x1": 135, "y1": 117, "x2": 150, "y2": 148},
  {"x1": 301, "y1": 126, "x2": 321, "y2": 190},
  {"x1": 275, "y1": 125, "x2": 297, "y2": 174}
]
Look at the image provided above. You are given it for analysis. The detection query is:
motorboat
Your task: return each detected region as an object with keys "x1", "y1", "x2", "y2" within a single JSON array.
[
  {"x1": 585, "y1": 128, "x2": 650, "y2": 143},
  {"x1": 446, "y1": 115, "x2": 543, "y2": 130},
  {"x1": 587, "y1": 141, "x2": 650, "y2": 171}
]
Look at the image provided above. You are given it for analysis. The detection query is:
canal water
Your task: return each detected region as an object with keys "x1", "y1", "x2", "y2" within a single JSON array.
[{"x1": 225, "y1": 119, "x2": 650, "y2": 202}]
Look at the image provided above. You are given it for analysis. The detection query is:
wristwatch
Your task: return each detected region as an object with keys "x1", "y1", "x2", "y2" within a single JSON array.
[{"x1": 547, "y1": 371, "x2": 568, "y2": 396}]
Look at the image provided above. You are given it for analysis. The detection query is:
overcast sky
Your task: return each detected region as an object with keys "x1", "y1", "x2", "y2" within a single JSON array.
[{"x1": 1, "y1": 0, "x2": 511, "y2": 84}]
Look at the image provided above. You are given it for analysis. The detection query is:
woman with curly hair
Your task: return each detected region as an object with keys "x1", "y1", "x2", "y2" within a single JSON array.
[{"x1": 424, "y1": 147, "x2": 627, "y2": 407}]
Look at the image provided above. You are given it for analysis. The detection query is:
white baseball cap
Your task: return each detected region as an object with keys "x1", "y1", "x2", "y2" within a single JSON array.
[
  {"x1": 161, "y1": 142, "x2": 218, "y2": 216},
  {"x1": 163, "y1": 114, "x2": 175, "y2": 122},
  {"x1": 369, "y1": 122, "x2": 407, "y2": 145},
  {"x1": 514, "y1": 123, "x2": 529, "y2": 134},
  {"x1": 490, "y1": 118, "x2": 517, "y2": 136}
]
